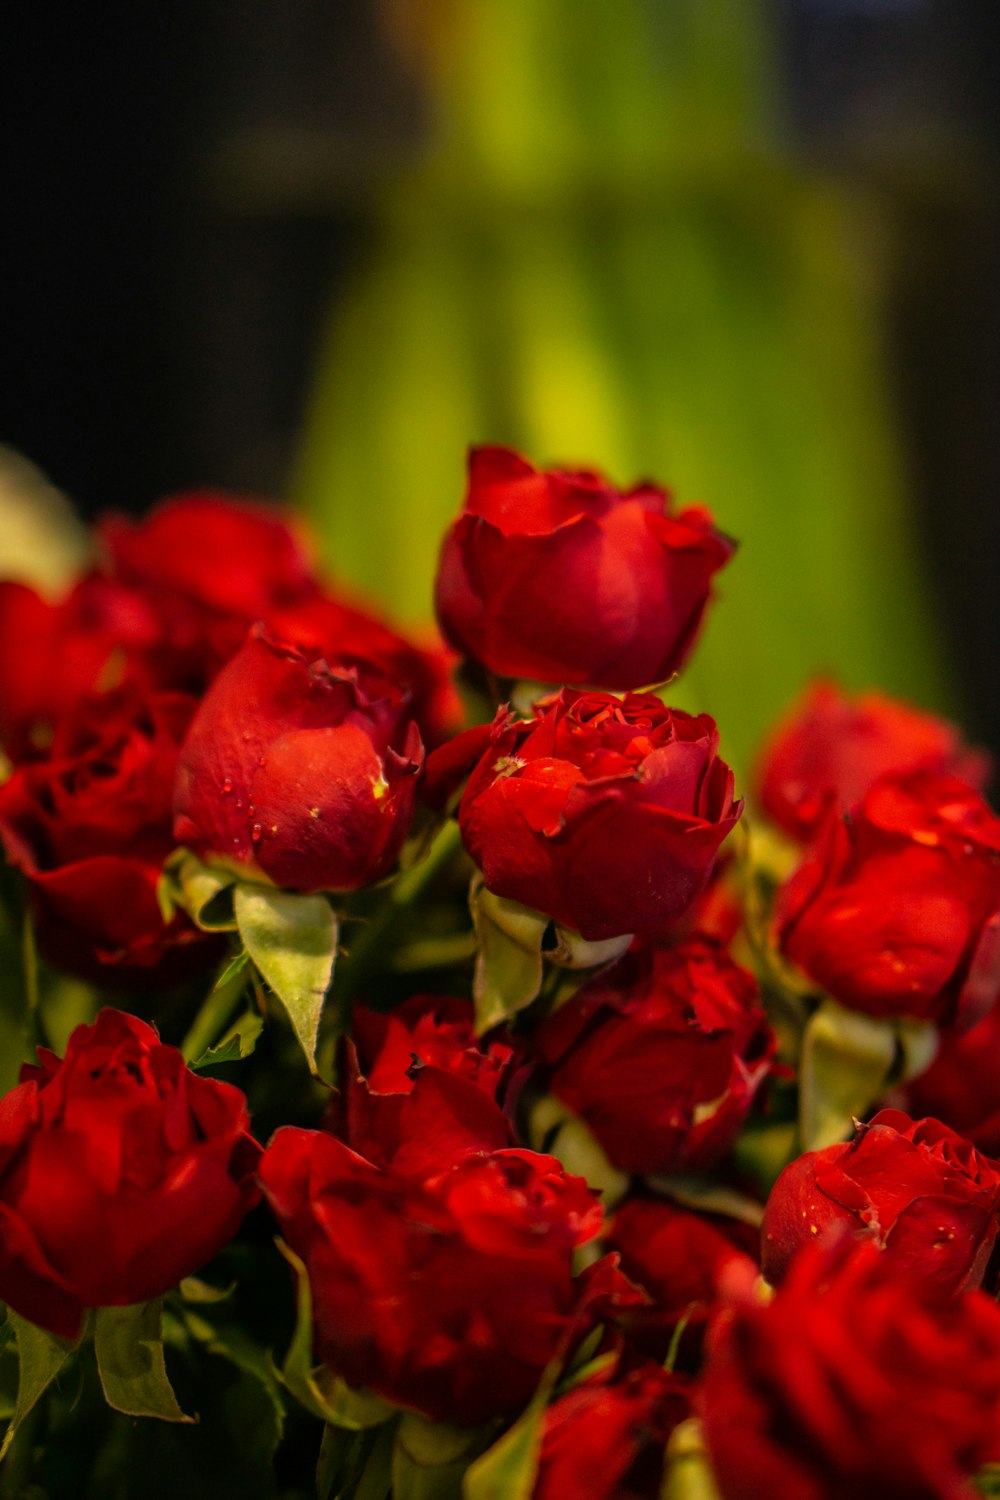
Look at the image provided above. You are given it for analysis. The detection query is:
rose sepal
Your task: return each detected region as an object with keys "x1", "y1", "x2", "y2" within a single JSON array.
[
  {"x1": 0, "y1": 1306, "x2": 83, "y2": 1463},
  {"x1": 660, "y1": 1417, "x2": 723, "y2": 1500},
  {"x1": 93, "y1": 1299, "x2": 194, "y2": 1423}
]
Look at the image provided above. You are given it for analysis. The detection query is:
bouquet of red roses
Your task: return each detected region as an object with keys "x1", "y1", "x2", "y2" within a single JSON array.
[{"x1": 0, "y1": 446, "x2": 998, "y2": 1500}]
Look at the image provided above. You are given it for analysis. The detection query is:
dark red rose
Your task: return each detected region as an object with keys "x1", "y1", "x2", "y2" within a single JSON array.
[
  {"x1": 776, "y1": 772, "x2": 1000, "y2": 1025},
  {"x1": 754, "y1": 679, "x2": 989, "y2": 844},
  {"x1": 0, "y1": 575, "x2": 181, "y2": 762},
  {"x1": 259, "y1": 1126, "x2": 610, "y2": 1425},
  {"x1": 607, "y1": 1197, "x2": 759, "y2": 1365},
  {"x1": 0, "y1": 685, "x2": 214, "y2": 982},
  {"x1": 0, "y1": 1010, "x2": 261, "y2": 1338},
  {"x1": 700, "y1": 1237, "x2": 1000, "y2": 1500},
  {"x1": 449, "y1": 690, "x2": 742, "y2": 941},
  {"x1": 904, "y1": 1004, "x2": 1000, "y2": 1156},
  {"x1": 761, "y1": 1110, "x2": 1000, "y2": 1292},
  {"x1": 348, "y1": 994, "x2": 520, "y2": 1104},
  {"x1": 173, "y1": 628, "x2": 424, "y2": 893},
  {"x1": 534, "y1": 939, "x2": 774, "y2": 1174},
  {"x1": 434, "y1": 446, "x2": 734, "y2": 691},
  {"x1": 533, "y1": 1358, "x2": 692, "y2": 1500}
]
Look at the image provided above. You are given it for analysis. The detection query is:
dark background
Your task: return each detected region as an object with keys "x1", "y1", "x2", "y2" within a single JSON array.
[{"x1": 2, "y1": 0, "x2": 998, "y2": 743}]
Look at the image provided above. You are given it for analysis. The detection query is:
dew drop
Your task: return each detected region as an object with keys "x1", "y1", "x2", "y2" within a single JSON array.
[
  {"x1": 248, "y1": 804, "x2": 256, "y2": 817},
  {"x1": 221, "y1": 778, "x2": 233, "y2": 794},
  {"x1": 258, "y1": 756, "x2": 267, "y2": 768},
  {"x1": 251, "y1": 823, "x2": 263, "y2": 843},
  {"x1": 235, "y1": 798, "x2": 244, "y2": 811}
]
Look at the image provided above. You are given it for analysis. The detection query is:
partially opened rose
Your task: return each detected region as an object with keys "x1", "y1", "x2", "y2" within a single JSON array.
[
  {"x1": 173, "y1": 628, "x2": 424, "y2": 893},
  {"x1": 754, "y1": 679, "x2": 989, "y2": 844},
  {"x1": 534, "y1": 938, "x2": 774, "y2": 1172},
  {"x1": 0, "y1": 1010, "x2": 262, "y2": 1338},
  {"x1": 0, "y1": 684, "x2": 214, "y2": 982},
  {"x1": 761, "y1": 1110, "x2": 1000, "y2": 1292},
  {"x1": 259, "y1": 1127, "x2": 610, "y2": 1425},
  {"x1": 450, "y1": 690, "x2": 742, "y2": 941},
  {"x1": 435, "y1": 446, "x2": 734, "y2": 690},
  {"x1": 700, "y1": 1237, "x2": 1000, "y2": 1500},
  {"x1": 776, "y1": 772, "x2": 1000, "y2": 1026}
]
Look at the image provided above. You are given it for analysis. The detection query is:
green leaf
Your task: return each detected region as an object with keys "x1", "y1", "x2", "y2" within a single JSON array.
[
  {"x1": 188, "y1": 1010, "x2": 264, "y2": 1070},
  {"x1": 462, "y1": 1358, "x2": 562, "y2": 1500},
  {"x1": 799, "y1": 999, "x2": 898, "y2": 1151},
  {"x1": 276, "y1": 1241, "x2": 394, "y2": 1431},
  {"x1": 318, "y1": 1423, "x2": 396, "y2": 1500},
  {"x1": 393, "y1": 1412, "x2": 493, "y2": 1500},
  {"x1": 469, "y1": 879, "x2": 548, "y2": 1033},
  {"x1": 160, "y1": 850, "x2": 239, "y2": 932},
  {"x1": 0, "y1": 1308, "x2": 81, "y2": 1462},
  {"x1": 973, "y1": 1465, "x2": 1000, "y2": 1497},
  {"x1": 234, "y1": 884, "x2": 338, "y2": 1078},
  {"x1": 94, "y1": 1300, "x2": 195, "y2": 1423},
  {"x1": 660, "y1": 1418, "x2": 722, "y2": 1500}
]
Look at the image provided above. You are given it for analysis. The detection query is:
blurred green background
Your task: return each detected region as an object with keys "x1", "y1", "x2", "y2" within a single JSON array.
[{"x1": 4, "y1": 0, "x2": 998, "y2": 771}]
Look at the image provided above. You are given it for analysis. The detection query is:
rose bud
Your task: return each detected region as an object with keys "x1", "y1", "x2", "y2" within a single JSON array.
[
  {"x1": 754, "y1": 679, "x2": 990, "y2": 844},
  {"x1": 0, "y1": 685, "x2": 216, "y2": 983},
  {"x1": 533, "y1": 938, "x2": 775, "y2": 1174},
  {"x1": 173, "y1": 628, "x2": 424, "y2": 893},
  {"x1": 533, "y1": 1359, "x2": 692, "y2": 1500},
  {"x1": 776, "y1": 772, "x2": 1000, "y2": 1027},
  {"x1": 0, "y1": 1010, "x2": 262, "y2": 1339},
  {"x1": 606, "y1": 1197, "x2": 759, "y2": 1365},
  {"x1": 434, "y1": 446, "x2": 734, "y2": 691},
  {"x1": 761, "y1": 1109, "x2": 1000, "y2": 1292},
  {"x1": 904, "y1": 1004, "x2": 1000, "y2": 1156},
  {"x1": 450, "y1": 690, "x2": 742, "y2": 942},
  {"x1": 259, "y1": 1127, "x2": 610, "y2": 1425},
  {"x1": 700, "y1": 1236, "x2": 1000, "y2": 1500}
]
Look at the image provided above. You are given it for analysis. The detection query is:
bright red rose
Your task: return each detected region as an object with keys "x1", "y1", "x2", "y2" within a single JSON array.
[
  {"x1": 700, "y1": 1237, "x2": 1000, "y2": 1500},
  {"x1": 173, "y1": 628, "x2": 424, "y2": 893},
  {"x1": 0, "y1": 1010, "x2": 262, "y2": 1339},
  {"x1": 259, "y1": 1126, "x2": 612, "y2": 1425},
  {"x1": 534, "y1": 939, "x2": 774, "y2": 1174},
  {"x1": 776, "y1": 772, "x2": 1000, "y2": 1025},
  {"x1": 762, "y1": 1110, "x2": 1000, "y2": 1292},
  {"x1": 754, "y1": 679, "x2": 989, "y2": 844},
  {"x1": 904, "y1": 1004, "x2": 1000, "y2": 1156},
  {"x1": 450, "y1": 690, "x2": 742, "y2": 941},
  {"x1": 607, "y1": 1197, "x2": 759, "y2": 1365},
  {"x1": 434, "y1": 446, "x2": 734, "y2": 690},
  {"x1": 533, "y1": 1359, "x2": 692, "y2": 1500},
  {"x1": 0, "y1": 685, "x2": 215, "y2": 982}
]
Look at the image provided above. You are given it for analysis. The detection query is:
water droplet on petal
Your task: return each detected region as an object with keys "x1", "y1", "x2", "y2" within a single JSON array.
[
  {"x1": 251, "y1": 823, "x2": 263, "y2": 842},
  {"x1": 221, "y1": 778, "x2": 233, "y2": 794}
]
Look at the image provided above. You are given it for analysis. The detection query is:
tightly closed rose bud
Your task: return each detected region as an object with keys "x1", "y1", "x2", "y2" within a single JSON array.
[
  {"x1": 0, "y1": 685, "x2": 215, "y2": 982},
  {"x1": 607, "y1": 1197, "x2": 760, "y2": 1364},
  {"x1": 534, "y1": 939, "x2": 774, "y2": 1174},
  {"x1": 776, "y1": 772, "x2": 1000, "y2": 1026},
  {"x1": 259, "y1": 1127, "x2": 612, "y2": 1425},
  {"x1": 533, "y1": 1359, "x2": 692, "y2": 1500},
  {"x1": 434, "y1": 446, "x2": 734, "y2": 690},
  {"x1": 173, "y1": 628, "x2": 424, "y2": 893},
  {"x1": 754, "y1": 679, "x2": 989, "y2": 844},
  {"x1": 761, "y1": 1110, "x2": 1000, "y2": 1292},
  {"x1": 449, "y1": 690, "x2": 742, "y2": 941},
  {"x1": 0, "y1": 1010, "x2": 262, "y2": 1338},
  {"x1": 700, "y1": 1237, "x2": 1000, "y2": 1500}
]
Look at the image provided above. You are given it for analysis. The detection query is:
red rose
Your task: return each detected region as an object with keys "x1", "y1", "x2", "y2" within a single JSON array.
[
  {"x1": 434, "y1": 446, "x2": 734, "y2": 690},
  {"x1": 607, "y1": 1197, "x2": 759, "y2": 1365},
  {"x1": 259, "y1": 1126, "x2": 608, "y2": 1425},
  {"x1": 904, "y1": 1004, "x2": 1000, "y2": 1156},
  {"x1": 173, "y1": 629, "x2": 424, "y2": 893},
  {"x1": 451, "y1": 691, "x2": 742, "y2": 941},
  {"x1": 0, "y1": 1010, "x2": 262, "y2": 1338},
  {"x1": 0, "y1": 685, "x2": 214, "y2": 982},
  {"x1": 700, "y1": 1237, "x2": 1000, "y2": 1500},
  {"x1": 533, "y1": 1359, "x2": 692, "y2": 1500},
  {"x1": 761, "y1": 1110, "x2": 1000, "y2": 1292},
  {"x1": 776, "y1": 772, "x2": 1000, "y2": 1025},
  {"x1": 0, "y1": 575, "x2": 181, "y2": 762},
  {"x1": 533, "y1": 939, "x2": 774, "y2": 1173},
  {"x1": 754, "y1": 679, "x2": 989, "y2": 844}
]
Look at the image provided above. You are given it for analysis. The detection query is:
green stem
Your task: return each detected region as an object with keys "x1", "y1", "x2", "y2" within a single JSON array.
[{"x1": 179, "y1": 951, "x2": 250, "y2": 1063}]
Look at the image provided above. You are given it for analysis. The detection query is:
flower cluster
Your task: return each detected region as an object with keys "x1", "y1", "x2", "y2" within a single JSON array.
[{"x1": 0, "y1": 447, "x2": 998, "y2": 1500}]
